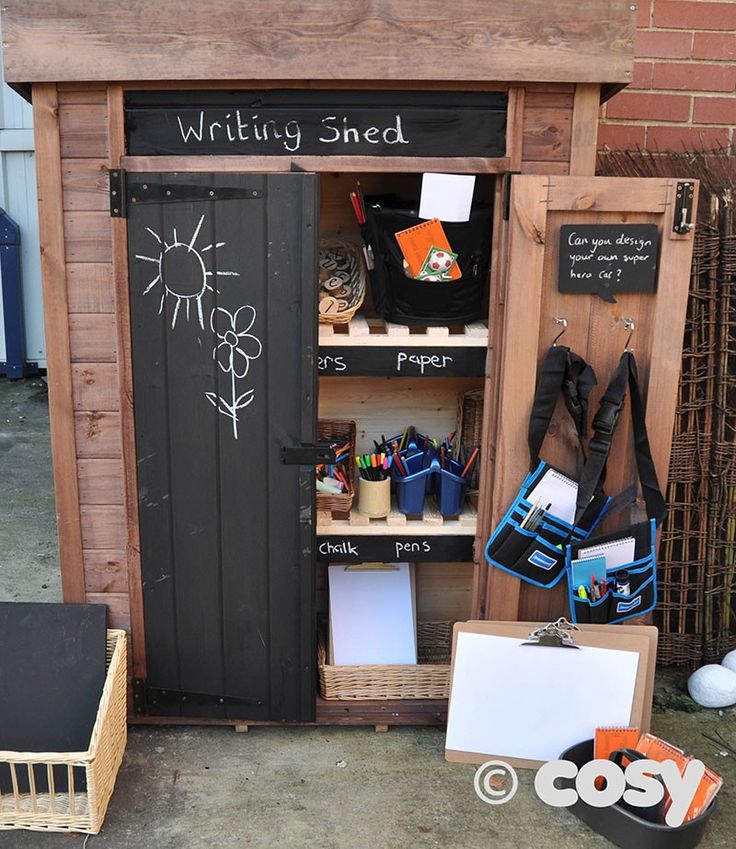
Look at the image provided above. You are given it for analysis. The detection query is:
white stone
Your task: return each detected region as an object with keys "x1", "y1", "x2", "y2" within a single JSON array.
[
  {"x1": 721, "y1": 649, "x2": 736, "y2": 674},
  {"x1": 688, "y1": 664, "x2": 736, "y2": 708}
]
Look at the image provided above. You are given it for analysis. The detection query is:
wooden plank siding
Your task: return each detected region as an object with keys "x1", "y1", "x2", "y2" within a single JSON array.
[
  {"x1": 47, "y1": 80, "x2": 593, "y2": 688},
  {"x1": 58, "y1": 85, "x2": 133, "y2": 641}
]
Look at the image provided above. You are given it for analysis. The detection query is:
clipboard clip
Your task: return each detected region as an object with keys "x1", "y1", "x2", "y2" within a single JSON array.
[{"x1": 521, "y1": 617, "x2": 580, "y2": 649}]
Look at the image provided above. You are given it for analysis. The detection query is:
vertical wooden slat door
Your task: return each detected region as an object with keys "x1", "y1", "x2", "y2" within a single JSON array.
[
  {"x1": 486, "y1": 175, "x2": 698, "y2": 623},
  {"x1": 127, "y1": 172, "x2": 318, "y2": 721}
]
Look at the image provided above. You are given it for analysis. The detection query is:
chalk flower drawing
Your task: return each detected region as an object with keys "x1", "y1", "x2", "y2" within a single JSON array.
[
  {"x1": 205, "y1": 306, "x2": 263, "y2": 439},
  {"x1": 136, "y1": 215, "x2": 262, "y2": 440},
  {"x1": 135, "y1": 213, "x2": 240, "y2": 329}
]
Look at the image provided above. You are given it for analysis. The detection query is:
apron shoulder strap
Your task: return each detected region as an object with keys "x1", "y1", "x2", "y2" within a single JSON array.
[
  {"x1": 527, "y1": 345, "x2": 597, "y2": 471},
  {"x1": 575, "y1": 351, "x2": 666, "y2": 526}
]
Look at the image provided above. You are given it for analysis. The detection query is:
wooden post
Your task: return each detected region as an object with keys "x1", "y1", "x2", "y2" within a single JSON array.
[{"x1": 33, "y1": 83, "x2": 86, "y2": 603}]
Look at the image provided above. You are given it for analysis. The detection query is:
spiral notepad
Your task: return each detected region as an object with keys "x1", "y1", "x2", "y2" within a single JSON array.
[
  {"x1": 394, "y1": 218, "x2": 461, "y2": 279},
  {"x1": 578, "y1": 537, "x2": 635, "y2": 571},
  {"x1": 526, "y1": 469, "x2": 578, "y2": 524}
]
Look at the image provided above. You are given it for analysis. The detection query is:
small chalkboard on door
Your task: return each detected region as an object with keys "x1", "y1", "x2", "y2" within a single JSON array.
[{"x1": 558, "y1": 224, "x2": 659, "y2": 303}]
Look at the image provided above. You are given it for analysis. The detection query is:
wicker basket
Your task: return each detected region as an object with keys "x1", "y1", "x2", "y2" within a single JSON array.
[
  {"x1": 456, "y1": 389, "x2": 484, "y2": 492},
  {"x1": 318, "y1": 238, "x2": 367, "y2": 325},
  {"x1": 317, "y1": 419, "x2": 356, "y2": 513},
  {"x1": 318, "y1": 621, "x2": 453, "y2": 700},
  {"x1": 0, "y1": 630, "x2": 127, "y2": 834}
]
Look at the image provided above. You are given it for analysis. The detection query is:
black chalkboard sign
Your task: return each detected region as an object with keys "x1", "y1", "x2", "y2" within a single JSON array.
[
  {"x1": 558, "y1": 224, "x2": 660, "y2": 303},
  {"x1": 125, "y1": 90, "x2": 508, "y2": 158},
  {"x1": 0, "y1": 602, "x2": 107, "y2": 794}
]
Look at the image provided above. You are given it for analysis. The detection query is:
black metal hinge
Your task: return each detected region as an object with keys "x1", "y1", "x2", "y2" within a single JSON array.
[
  {"x1": 109, "y1": 169, "x2": 263, "y2": 218},
  {"x1": 142, "y1": 684, "x2": 263, "y2": 713},
  {"x1": 502, "y1": 171, "x2": 521, "y2": 221},
  {"x1": 109, "y1": 168, "x2": 126, "y2": 217}
]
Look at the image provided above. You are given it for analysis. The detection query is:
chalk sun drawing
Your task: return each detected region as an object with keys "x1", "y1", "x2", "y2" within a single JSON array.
[
  {"x1": 135, "y1": 214, "x2": 240, "y2": 329},
  {"x1": 205, "y1": 305, "x2": 263, "y2": 439}
]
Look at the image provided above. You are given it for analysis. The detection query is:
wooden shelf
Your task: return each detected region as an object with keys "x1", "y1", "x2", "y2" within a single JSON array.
[
  {"x1": 319, "y1": 316, "x2": 488, "y2": 346},
  {"x1": 316, "y1": 500, "x2": 477, "y2": 562},
  {"x1": 319, "y1": 317, "x2": 488, "y2": 377},
  {"x1": 318, "y1": 499, "x2": 477, "y2": 535}
]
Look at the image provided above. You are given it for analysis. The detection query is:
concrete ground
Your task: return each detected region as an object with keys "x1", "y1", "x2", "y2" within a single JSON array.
[{"x1": 0, "y1": 376, "x2": 735, "y2": 849}]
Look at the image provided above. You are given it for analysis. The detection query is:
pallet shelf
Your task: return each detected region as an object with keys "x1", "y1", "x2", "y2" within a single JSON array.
[
  {"x1": 316, "y1": 501, "x2": 477, "y2": 563},
  {"x1": 319, "y1": 317, "x2": 488, "y2": 346},
  {"x1": 317, "y1": 499, "x2": 477, "y2": 534}
]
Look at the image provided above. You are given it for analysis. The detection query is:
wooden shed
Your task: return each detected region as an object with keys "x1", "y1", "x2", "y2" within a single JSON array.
[{"x1": 3, "y1": 2, "x2": 697, "y2": 727}]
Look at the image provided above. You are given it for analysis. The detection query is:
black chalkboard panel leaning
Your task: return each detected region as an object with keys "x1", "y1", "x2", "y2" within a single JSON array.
[
  {"x1": 558, "y1": 224, "x2": 660, "y2": 303},
  {"x1": 0, "y1": 602, "x2": 107, "y2": 794},
  {"x1": 125, "y1": 89, "x2": 508, "y2": 158}
]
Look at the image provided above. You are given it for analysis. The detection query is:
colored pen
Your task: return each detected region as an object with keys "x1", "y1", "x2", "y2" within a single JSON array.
[
  {"x1": 578, "y1": 585, "x2": 588, "y2": 600},
  {"x1": 460, "y1": 447, "x2": 480, "y2": 478}
]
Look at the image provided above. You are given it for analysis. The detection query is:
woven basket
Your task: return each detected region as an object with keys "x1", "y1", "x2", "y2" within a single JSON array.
[
  {"x1": 456, "y1": 389, "x2": 484, "y2": 491},
  {"x1": 318, "y1": 621, "x2": 453, "y2": 700},
  {"x1": 318, "y1": 238, "x2": 367, "y2": 325},
  {"x1": 317, "y1": 419, "x2": 356, "y2": 513},
  {"x1": 0, "y1": 630, "x2": 127, "y2": 834}
]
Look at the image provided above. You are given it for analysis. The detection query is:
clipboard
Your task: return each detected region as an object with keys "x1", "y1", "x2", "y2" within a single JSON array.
[
  {"x1": 445, "y1": 619, "x2": 657, "y2": 769},
  {"x1": 327, "y1": 563, "x2": 417, "y2": 665}
]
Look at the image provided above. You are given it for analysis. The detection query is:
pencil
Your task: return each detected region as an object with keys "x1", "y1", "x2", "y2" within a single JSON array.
[{"x1": 460, "y1": 447, "x2": 479, "y2": 478}]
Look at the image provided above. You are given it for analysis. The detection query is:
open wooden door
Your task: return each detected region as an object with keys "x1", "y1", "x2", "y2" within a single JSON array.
[
  {"x1": 485, "y1": 175, "x2": 698, "y2": 622},
  {"x1": 126, "y1": 172, "x2": 318, "y2": 721}
]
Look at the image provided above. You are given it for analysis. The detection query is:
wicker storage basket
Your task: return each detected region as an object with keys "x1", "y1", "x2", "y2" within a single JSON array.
[
  {"x1": 0, "y1": 629, "x2": 127, "y2": 834},
  {"x1": 318, "y1": 621, "x2": 453, "y2": 700},
  {"x1": 318, "y1": 238, "x2": 367, "y2": 325},
  {"x1": 317, "y1": 419, "x2": 356, "y2": 513},
  {"x1": 456, "y1": 389, "x2": 484, "y2": 492}
]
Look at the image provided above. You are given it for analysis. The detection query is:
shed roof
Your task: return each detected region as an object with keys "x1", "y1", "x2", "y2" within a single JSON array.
[{"x1": 2, "y1": 1, "x2": 635, "y2": 91}]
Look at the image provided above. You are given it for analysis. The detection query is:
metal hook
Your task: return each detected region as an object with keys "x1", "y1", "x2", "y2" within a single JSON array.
[
  {"x1": 552, "y1": 317, "x2": 568, "y2": 347},
  {"x1": 623, "y1": 318, "x2": 635, "y2": 352}
]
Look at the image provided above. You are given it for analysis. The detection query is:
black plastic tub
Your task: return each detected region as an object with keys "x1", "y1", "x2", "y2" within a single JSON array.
[{"x1": 559, "y1": 740, "x2": 717, "y2": 849}]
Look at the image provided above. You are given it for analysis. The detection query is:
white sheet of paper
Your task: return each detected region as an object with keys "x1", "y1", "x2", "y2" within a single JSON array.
[
  {"x1": 578, "y1": 537, "x2": 636, "y2": 571},
  {"x1": 418, "y1": 173, "x2": 476, "y2": 222},
  {"x1": 446, "y1": 633, "x2": 639, "y2": 762},
  {"x1": 328, "y1": 563, "x2": 417, "y2": 666},
  {"x1": 526, "y1": 469, "x2": 579, "y2": 525}
]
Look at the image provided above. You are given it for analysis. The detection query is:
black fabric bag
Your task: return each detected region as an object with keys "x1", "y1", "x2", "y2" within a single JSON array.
[
  {"x1": 484, "y1": 345, "x2": 611, "y2": 588},
  {"x1": 567, "y1": 351, "x2": 667, "y2": 625},
  {"x1": 361, "y1": 196, "x2": 492, "y2": 326}
]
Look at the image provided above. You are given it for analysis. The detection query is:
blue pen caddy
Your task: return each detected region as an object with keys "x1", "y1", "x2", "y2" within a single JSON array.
[
  {"x1": 566, "y1": 519, "x2": 658, "y2": 624},
  {"x1": 484, "y1": 461, "x2": 610, "y2": 589},
  {"x1": 388, "y1": 446, "x2": 468, "y2": 517}
]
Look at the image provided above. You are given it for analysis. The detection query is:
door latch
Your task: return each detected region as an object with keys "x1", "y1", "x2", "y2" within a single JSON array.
[
  {"x1": 282, "y1": 444, "x2": 336, "y2": 465},
  {"x1": 673, "y1": 182, "x2": 695, "y2": 235}
]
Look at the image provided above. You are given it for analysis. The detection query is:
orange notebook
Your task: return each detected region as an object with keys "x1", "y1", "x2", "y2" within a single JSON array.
[
  {"x1": 394, "y1": 218, "x2": 461, "y2": 280},
  {"x1": 594, "y1": 726, "x2": 640, "y2": 763},
  {"x1": 685, "y1": 765, "x2": 722, "y2": 821},
  {"x1": 636, "y1": 732, "x2": 689, "y2": 773}
]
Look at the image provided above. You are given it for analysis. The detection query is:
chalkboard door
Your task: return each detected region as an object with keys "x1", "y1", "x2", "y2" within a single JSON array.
[{"x1": 127, "y1": 173, "x2": 318, "y2": 721}]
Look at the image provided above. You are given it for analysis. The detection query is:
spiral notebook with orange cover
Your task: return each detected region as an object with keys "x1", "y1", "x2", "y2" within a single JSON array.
[{"x1": 394, "y1": 218, "x2": 461, "y2": 280}]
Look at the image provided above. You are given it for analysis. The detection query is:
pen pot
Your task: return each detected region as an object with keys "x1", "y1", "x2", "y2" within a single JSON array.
[
  {"x1": 436, "y1": 459, "x2": 468, "y2": 516},
  {"x1": 358, "y1": 476, "x2": 391, "y2": 518},
  {"x1": 394, "y1": 466, "x2": 432, "y2": 515}
]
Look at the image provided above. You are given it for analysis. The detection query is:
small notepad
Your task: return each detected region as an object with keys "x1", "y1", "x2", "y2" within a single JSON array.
[
  {"x1": 394, "y1": 218, "x2": 461, "y2": 279},
  {"x1": 578, "y1": 537, "x2": 636, "y2": 571},
  {"x1": 526, "y1": 469, "x2": 578, "y2": 524}
]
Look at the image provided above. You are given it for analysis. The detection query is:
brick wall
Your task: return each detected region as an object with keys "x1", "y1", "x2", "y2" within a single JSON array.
[{"x1": 599, "y1": 0, "x2": 736, "y2": 151}]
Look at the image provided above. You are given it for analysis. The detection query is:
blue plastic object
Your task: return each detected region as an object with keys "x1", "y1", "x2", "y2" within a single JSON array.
[
  {"x1": 436, "y1": 458, "x2": 469, "y2": 517},
  {"x1": 0, "y1": 208, "x2": 36, "y2": 378}
]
